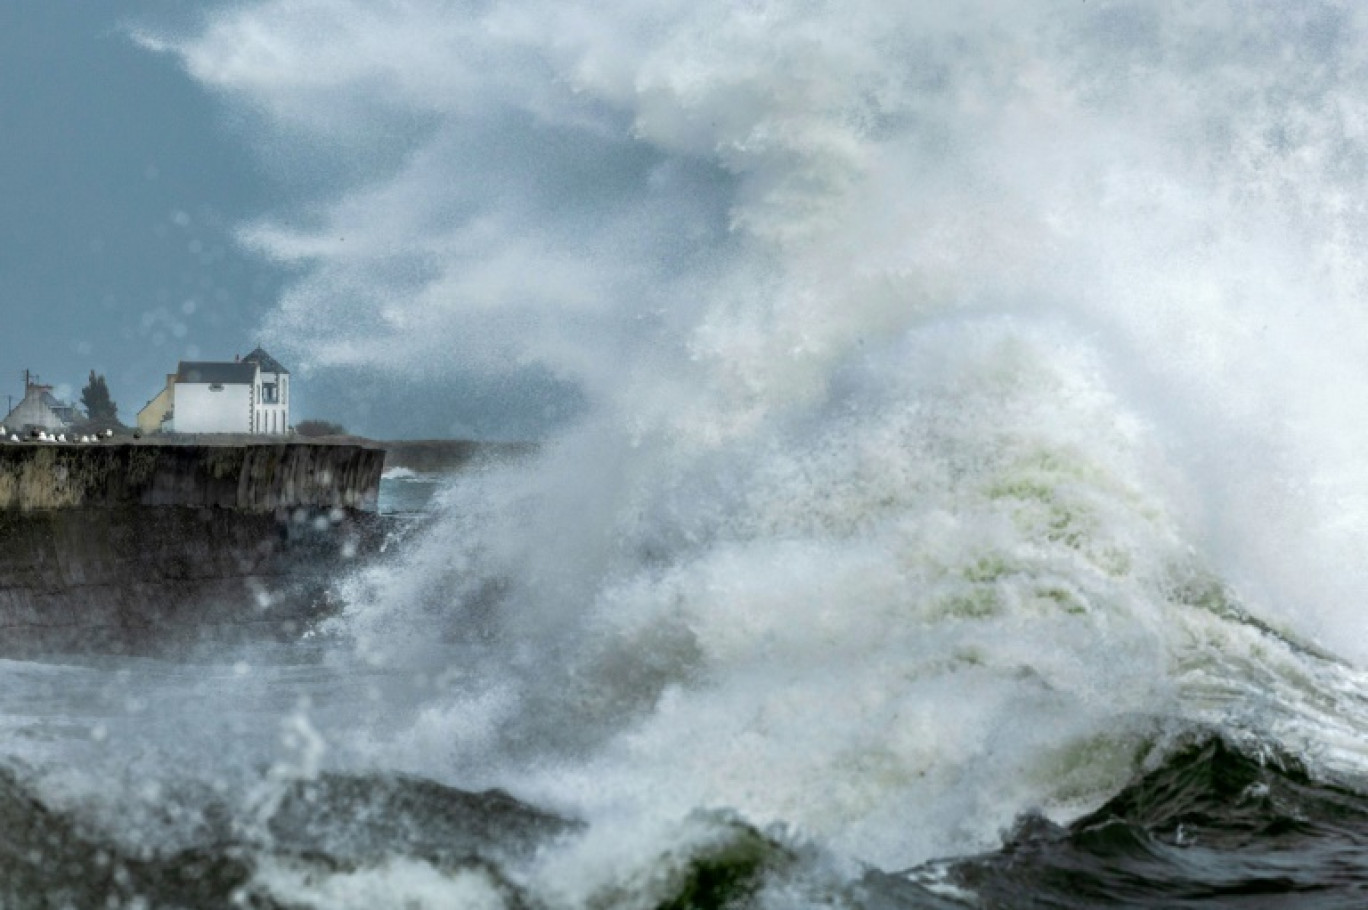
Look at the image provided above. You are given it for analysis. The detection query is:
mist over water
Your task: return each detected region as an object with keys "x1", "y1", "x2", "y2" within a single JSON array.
[{"x1": 62, "y1": 0, "x2": 1368, "y2": 903}]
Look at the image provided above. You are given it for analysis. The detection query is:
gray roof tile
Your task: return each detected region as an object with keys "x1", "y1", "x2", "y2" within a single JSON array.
[
  {"x1": 242, "y1": 347, "x2": 289, "y2": 375},
  {"x1": 176, "y1": 361, "x2": 258, "y2": 385}
]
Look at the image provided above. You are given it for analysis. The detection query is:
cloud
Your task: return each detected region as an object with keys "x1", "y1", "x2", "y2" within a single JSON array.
[
  {"x1": 152, "y1": 1, "x2": 1368, "y2": 425},
  {"x1": 146, "y1": 1, "x2": 921, "y2": 397}
]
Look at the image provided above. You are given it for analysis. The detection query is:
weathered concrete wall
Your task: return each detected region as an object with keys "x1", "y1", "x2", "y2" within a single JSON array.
[
  {"x1": 0, "y1": 442, "x2": 391, "y2": 655},
  {"x1": 0, "y1": 506, "x2": 395, "y2": 656},
  {"x1": 0, "y1": 442, "x2": 384, "y2": 512}
]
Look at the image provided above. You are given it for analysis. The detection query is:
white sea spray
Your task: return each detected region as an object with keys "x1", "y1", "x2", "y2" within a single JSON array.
[{"x1": 116, "y1": 0, "x2": 1368, "y2": 890}]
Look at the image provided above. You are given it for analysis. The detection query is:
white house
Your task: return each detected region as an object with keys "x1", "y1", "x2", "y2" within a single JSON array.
[{"x1": 164, "y1": 347, "x2": 291, "y2": 435}]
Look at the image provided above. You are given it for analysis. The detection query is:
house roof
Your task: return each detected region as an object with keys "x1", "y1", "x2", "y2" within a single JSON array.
[
  {"x1": 242, "y1": 347, "x2": 289, "y2": 375},
  {"x1": 176, "y1": 361, "x2": 258, "y2": 385},
  {"x1": 3, "y1": 385, "x2": 79, "y2": 428}
]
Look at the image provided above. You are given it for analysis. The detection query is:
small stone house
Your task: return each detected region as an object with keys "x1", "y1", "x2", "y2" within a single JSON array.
[{"x1": 3, "y1": 380, "x2": 82, "y2": 431}]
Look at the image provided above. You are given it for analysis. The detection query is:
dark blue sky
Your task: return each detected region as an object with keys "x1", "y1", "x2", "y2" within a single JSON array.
[
  {"x1": 0, "y1": 3, "x2": 291, "y2": 418},
  {"x1": 0, "y1": 2, "x2": 579, "y2": 439}
]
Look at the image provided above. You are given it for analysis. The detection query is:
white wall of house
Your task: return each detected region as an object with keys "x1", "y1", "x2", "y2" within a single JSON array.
[
  {"x1": 175, "y1": 383, "x2": 252, "y2": 433},
  {"x1": 253, "y1": 372, "x2": 290, "y2": 434}
]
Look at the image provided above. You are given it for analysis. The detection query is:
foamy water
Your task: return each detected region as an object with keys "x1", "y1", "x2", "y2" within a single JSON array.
[{"x1": 11, "y1": 2, "x2": 1368, "y2": 905}]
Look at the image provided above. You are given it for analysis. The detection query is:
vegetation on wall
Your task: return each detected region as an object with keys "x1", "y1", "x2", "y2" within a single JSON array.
[{"x1": 295, "y1": 420, "x2": 347, "y2": 437}]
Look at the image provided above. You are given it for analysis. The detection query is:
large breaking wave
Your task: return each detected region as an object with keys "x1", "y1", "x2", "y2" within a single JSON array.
[{"x1": 87, "y1": 1, "x2": 1368, "y2": 903}]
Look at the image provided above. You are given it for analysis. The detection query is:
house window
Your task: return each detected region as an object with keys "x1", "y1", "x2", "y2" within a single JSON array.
[
  {"x1": 209, "y1": 383, "x2": 224, "y2": 392},
  {"x1": 262, "y1": 382, "x2": 278, "y2": 404}
]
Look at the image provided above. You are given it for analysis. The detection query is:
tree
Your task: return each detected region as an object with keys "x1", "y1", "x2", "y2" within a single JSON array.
[
  {"x1": 295, "y1": 419, "x2": 347, "y2": 437},
  {"x1": 79, "y1": 371, "x2": 117, "y2": 422}
]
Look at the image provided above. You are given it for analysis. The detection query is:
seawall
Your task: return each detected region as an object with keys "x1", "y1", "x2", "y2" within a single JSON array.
[
  {"x1": 0, "y1": 442, "x2": 390, "y2": 656},
  {"x1": 0, "y1": 442, "x2": 384, "y2": 512}
]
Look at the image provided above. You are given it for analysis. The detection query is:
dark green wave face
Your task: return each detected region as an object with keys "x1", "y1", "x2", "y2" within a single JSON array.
[
  {"x1": 0, "y1": 757, "x2": 823, "y2": 909},
  {"x1": 0, "y1": 762, "x2": 252, "y2": 909},
  {"x1": 0, "y1": 763, "x2": 576, "y2": 909},
  {"x1": 12, "y1": 731, "x2": 1368, "y2": 909},
  {"x1": 887, "y1": 733, "x2": 1368, "y2": 909}
]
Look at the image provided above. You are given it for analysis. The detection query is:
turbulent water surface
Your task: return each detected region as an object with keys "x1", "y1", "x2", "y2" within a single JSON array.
[{"x1": 15, "y1": 1, "x2": 1368, "y2": 906}]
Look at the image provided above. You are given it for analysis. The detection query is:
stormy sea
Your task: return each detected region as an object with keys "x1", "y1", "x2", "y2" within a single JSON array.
[{"x1": 13, "y1": 1, "x2": 1368, "y2": 906}]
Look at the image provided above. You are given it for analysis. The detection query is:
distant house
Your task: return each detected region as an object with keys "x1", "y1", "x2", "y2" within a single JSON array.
[
  {"x1": 3, "y1": 377, "x2": 83, "y2": 431},
  {"x1": 155, "y1": 347, "x2": 292, "y2": 435}
]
